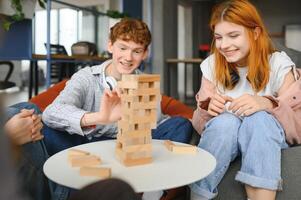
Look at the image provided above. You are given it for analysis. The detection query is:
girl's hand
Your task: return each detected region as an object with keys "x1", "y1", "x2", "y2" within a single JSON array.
[
  {"x1": 208, "y1": 93, "x2": 232, "y2": 116},
  {"x1": 228, "y1": 94, "x2": 273, "y2": 116}
]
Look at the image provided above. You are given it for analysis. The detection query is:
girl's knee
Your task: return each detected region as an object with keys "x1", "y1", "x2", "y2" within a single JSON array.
[
  {"x1": 242, "y1": 111, "x2": 285, "y2": 143},
  {"x1": 206, "y1": 113, "x2": 241, "y2": 132}
]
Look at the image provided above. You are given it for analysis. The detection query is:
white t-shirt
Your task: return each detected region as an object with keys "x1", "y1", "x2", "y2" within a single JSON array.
[{"x1": 201, "y1": 51, "x2": 296, "y2": 98}]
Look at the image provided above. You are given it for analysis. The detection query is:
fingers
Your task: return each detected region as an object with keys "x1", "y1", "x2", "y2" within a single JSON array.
[
  {"x1": 31, "y1": 132, "x2": 44, "y2": 142},
  {"x1": 114, "y1": 88, "x2": 122, "y2": 97},
  {"x1": 19, "y1": 109, "x2": 35, "y2": 118},
  {"x1": 104, "y1": 89, "x2": 113, "y2": 97},
  {"x1": 228, "y1": 94, "x2": 249, "y2": 112},
  {"x1": 228, "y1": 94, "x2": 261, "y2": 116},
  {"x1": 104, "y1": 89, "x2": 121, "y2": 98},
  {"x1": 208, "y1": 93, "x2": 229, "y2": 116},
  {"x1": 32, "y1": 121, "x2": 43, "y2": 134},
  {"x1": 32, "y1": 114, "x2": 42, "y2": 125}
]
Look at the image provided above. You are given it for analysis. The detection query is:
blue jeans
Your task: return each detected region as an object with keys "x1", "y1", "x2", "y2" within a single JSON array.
[
  {"x1": 6, "y1": 102, "x2": 69, "y2": 200},
  {"x1": 43, "y1": 116, "x2": 193, "y2": 156},
  {"x1": 189, "y1": 111, "x2": 288, "y2": 199}
]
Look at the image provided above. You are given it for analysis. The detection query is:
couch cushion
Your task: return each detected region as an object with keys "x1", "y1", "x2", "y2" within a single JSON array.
[
  {"x1": 29, "y1": 79, "x2": 68, "y2": 111},
  {"x1": 161, "y1": 95, "x2": 193, "y2": 119}
]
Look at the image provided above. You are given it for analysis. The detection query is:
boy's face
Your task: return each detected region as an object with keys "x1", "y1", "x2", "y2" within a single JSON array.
[{"x1": 108, "y1": 39, "x2": 148, "y2": 75}]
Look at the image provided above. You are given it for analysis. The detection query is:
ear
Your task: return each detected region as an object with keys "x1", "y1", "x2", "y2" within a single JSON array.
[
  {"x1": 142, "y1": 49, "x2": 149, "y2": 60},
  {"x1": 107, "y1": 40, "x2": 113, "y2": 53},
  {"x1": 254, "y1": 27, "x2": 261, "y2": 40}
]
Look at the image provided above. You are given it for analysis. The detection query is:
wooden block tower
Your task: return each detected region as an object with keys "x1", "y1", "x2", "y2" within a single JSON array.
[{"x1": 115, "y1": 74, "x2": 161, "y2": 166}]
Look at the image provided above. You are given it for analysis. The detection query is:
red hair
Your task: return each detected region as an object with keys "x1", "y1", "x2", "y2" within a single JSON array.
[
  {"x1": 110, "y1": 18, "x2": 151, "y2": 49},
  {"x1": 210, "y1": 0, "x2": 274, "y2": 92}
]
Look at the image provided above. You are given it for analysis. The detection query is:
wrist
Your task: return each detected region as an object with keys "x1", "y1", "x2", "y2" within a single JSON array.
[
  {"x1": 81, "y1": 112, "x2": 106, "y2": 127},
  {"x1": 263, "y1": 96, "x2": 278, "y2": 109}
]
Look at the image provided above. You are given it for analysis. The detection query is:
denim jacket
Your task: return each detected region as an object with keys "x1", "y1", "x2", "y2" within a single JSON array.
[{"x1": 192, "y1": 69, "x2": 301, "y2": 145}]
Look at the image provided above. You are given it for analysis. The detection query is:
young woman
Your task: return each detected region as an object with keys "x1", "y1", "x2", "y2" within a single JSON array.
[{"x1": 190, "y1": 0, "x2": 298, "y2": 200}]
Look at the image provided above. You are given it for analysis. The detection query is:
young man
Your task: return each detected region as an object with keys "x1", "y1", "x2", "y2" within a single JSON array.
[{"x1": 42, "y1": 18, "x2": 192, "y2": 156}]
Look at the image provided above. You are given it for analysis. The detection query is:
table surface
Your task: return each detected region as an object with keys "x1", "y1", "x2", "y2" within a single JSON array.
[{"x1": 43, "y1": 139, "x2": 216, "y2": 192}]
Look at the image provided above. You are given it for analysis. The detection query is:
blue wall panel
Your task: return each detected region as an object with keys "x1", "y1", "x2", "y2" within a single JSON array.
[
  {"x1": 0, "y1": 19, "x2": 32, "y2": 60},
  {"x1": 123, "y1": 0, "x2": 142, "y2": 19}
]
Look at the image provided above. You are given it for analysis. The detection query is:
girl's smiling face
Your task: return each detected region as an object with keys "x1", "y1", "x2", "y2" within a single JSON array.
[{"x1": 214, "y1": 21, "x2": 250, "y2": 66}]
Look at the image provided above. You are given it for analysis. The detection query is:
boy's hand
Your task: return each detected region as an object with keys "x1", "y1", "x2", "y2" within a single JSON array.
[
  {"x1": 98, "y1": 89, "x2": 122, "y2": 123},
  {"x1": 208, "y1": 93, "x2": 232, "y2": 117},
  {"x1": 4, "y1": 109, "x2": 43, "y2": 145},
  {"x1": 228, "y1": 94, "x2": 273, "y2": 116}
]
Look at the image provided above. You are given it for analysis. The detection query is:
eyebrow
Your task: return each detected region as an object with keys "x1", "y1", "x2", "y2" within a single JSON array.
[
  {"x1": 117, "y1": 43, "x2": 144, "y2": 51},
  {"x1": 214, "y1": 31, "x2": 241, "y2": 36}
]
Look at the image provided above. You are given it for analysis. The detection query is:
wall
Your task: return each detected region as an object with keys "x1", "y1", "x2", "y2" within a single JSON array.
[
  {"x1": 151, "y1": 0, "x2": 178, "y2": 95},
  {"x1": 252, "y1": 0, "x2": 301, "y2": 46}
]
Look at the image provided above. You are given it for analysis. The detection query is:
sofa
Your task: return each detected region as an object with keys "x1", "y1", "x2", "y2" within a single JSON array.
[{"x1": 30, "y1": 80, "x2": 301, "y2": 200}]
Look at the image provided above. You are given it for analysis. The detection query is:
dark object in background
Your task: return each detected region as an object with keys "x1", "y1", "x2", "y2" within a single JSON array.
[
  {"x1": 44, "y1": 43, "x2": 75, "y2": 83},
  {"x1": 0, "y1": 61, "x2": 16, "y2": 90},
  {"x1": 71, "y1": 42, "x2": 98, "y2": 56}
]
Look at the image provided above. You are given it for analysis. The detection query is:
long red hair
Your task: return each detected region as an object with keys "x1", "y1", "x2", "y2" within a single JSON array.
[{"x1": 210, "y1": 0, "x2": 274, "y2": 92}]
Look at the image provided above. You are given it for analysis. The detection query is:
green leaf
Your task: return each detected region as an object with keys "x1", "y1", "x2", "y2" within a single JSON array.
[
  {"x1": 3, "y1": 21, "x2": 12, "y2": 31},
  {"x1": 38, "y1": 0, "x2": 46, "y2": 9}
]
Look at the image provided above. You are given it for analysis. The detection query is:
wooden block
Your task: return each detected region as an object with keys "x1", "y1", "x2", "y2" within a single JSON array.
[
  {"x1": 123, "y1": 144, "x2": 152, "y2": 153},
  {"x1": 164, "y1": 140, "x2": 175, "y2": 151},
  {"x1": 172, "y1": 145, "x2": 197, "y2": 154},
  {"x1": 127, "y1": 150, "x2": 152, "y2": 160},
  {"x1": 128, "y1": 88, "x2": 160, "y2": 96},
  {"x1": 117, "y1": 81, "x2": 139, "y2": 89},
  {"x1": 137, "y1": 74, "x2": 160, "y2": 82},
  {"x1": 70, "y1": 155, "x2": 101, "y2": 167},
  {"x1": 121, "y1": 101, "x2": 157, "y2": 110},
  {"x1": 122, "y1": 113, "x2": 157, "y2": 124},
  {"x1": 121, "y1": 74, "x2": 160, "y2": 83},
  {"x1": 80, "y1": 167, "x2": 111, "y2": 178},
  {"x1": 123, "y1": 157, "x2": 152, "y2": 167},
  {"x1": 68, "y1": 148, "x2": 90, "y2": 156},
  {"x1": 118, "y1": 121, "x2": 152, "y2": 131},
  {"x1": 117, "y1": 132, "x2": 152, "y2": 147}
]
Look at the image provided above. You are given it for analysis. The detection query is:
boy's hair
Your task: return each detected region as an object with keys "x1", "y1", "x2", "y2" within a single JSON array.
[
  {"x1": 210, "y1": 0, "x2": 274, "y2": 92},
  {"x1": 109, "y1": 18, "x2": 151, "y2": 49}
]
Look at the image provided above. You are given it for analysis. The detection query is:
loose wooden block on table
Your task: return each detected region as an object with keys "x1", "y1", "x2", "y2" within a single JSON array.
[
  {"x1": 164, "y1": 140, "x2": 174, "y2": 151},
  {"x1": 164, "y1": 140, "x2": 197, "y2": 154},
  {"x1": 80, "y1": 166, "x2": 111, "y2": 178},
  {"x1": 172, "y1": 145, "x2": 197, "y2": 154},
  {"x1": 70, "y1": 155, "x2": 101, "y2": 167},
  {"x1": 68, "y1": 148, "x2": 90, "y2": 156}
]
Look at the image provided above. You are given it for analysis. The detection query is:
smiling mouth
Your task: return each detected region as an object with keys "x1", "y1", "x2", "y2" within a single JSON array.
[
  {"x1": 120, "y1": 62, "x2": 133, "y2": 67},
  {"x1": 223, "y1": 50, "x2": 237, "y2": 57}
]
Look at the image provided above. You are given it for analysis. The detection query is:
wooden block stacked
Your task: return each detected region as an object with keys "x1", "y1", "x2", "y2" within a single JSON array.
[
  {"x1": 68, "y1": 148, "x2": 111, "y2": 178},
  {"x1": 116, "y1": 74, "x2": 161, "y2": 166}
]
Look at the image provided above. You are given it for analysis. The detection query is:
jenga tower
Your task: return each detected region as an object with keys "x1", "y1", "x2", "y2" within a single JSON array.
[{"x1": 115, "y1": 74, "x2": 161, "y2": 166}]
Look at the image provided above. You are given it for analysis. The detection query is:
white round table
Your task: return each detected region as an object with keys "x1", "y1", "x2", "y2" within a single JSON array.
[{"x1": 43, "y1": 139, "x2": 216, "y2": 192}]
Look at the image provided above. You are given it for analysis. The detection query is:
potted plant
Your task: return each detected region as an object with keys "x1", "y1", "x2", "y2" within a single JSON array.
[{"x1": 0, "y1": 0, "x2": 46, "y2": 30}]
